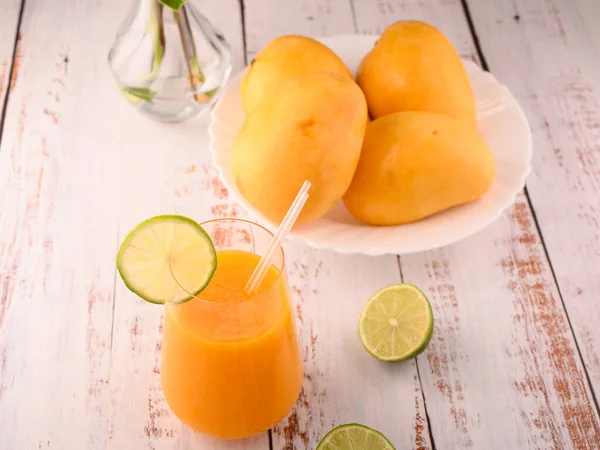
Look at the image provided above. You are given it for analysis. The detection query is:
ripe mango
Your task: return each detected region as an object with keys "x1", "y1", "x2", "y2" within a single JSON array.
[
  {"x1": 241, "y1": 35, "x2": 352, "y2": 114},
  {"x1": 343, "y1": 111, "x2": 495, "y2": 225},
  {"x1": 357, "y1": 21, "x2": 477, "y2": 126},
  {"x1": 232, "y1": 72, "x2": 368, "y2": 226}
]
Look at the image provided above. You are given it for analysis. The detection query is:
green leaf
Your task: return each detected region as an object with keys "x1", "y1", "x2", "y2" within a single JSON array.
[
  {"x1": 119, "y1": 86, "x2": 157, "y2": 104},
  {"x1": 157, "y1": 0, "x2": 187, "y2": 10},
  {"x1": 192, "y1": 86, "x2": 219, "y2": 105},
  {"x1": 204, "y1": 86, "x2": 219, "y2": 99}
]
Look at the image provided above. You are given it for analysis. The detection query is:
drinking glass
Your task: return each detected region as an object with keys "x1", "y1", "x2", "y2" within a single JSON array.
[{"x1": 160, "y1": 218, "x2": 304, "y2": 438}]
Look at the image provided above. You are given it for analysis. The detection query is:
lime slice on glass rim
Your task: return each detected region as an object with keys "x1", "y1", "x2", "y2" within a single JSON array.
[
  {"x1": 317, "y1": 423, "x2": 396, "y2": 450},
  {"x1": 358, "y1": 284, "x2": 433, "y2": 362},
  {"x1": 116, "y1": 215, "x2": 216, "y2": 304}
]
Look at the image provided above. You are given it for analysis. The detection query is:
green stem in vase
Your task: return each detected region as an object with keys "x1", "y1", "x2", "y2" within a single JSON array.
[
  {"x1": 145, "y1": 0, "x2": 165, "y2": 79},
  {"x1": 173, "y1": 6, "x2": 209, "y2": 103},
  {"x1": 141, "y1": 0, "x2": 210, "y2": 104}
]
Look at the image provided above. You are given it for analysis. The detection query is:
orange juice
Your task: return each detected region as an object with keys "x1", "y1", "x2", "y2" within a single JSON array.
[{"x1": 160, "y1": 249, "x2": 304, "y2": 438}]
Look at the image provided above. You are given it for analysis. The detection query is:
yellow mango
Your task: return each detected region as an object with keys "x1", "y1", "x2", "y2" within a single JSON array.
[
  {"x1": 232, "y1": 72, "x2": 368, "y2": 226},
  {"x1": 343, "y1": 111, "x2": 495, "y2": 225},
  {"x1": 357, "y1": 21, "x2": 477, "y2": 126},
  {"x1": 241, "y1": 35, "x2": 352, "y2": 114}
]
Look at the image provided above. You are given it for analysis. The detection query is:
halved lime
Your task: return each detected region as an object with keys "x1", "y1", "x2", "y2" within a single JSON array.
[
  {"x1": 117, "y1": 215, "x2": 216, "y2": 304},
  {"x1": 358, "y1": 284, "x2": 433, "y2": 362},
  {"x1": 317, "y1": 423, "x2": 395, "y2": 450}
]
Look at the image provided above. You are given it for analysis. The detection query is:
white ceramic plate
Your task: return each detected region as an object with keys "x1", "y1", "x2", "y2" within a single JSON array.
[{"x1": 209, "y1": 34, "x2": 532, "y2": 256}]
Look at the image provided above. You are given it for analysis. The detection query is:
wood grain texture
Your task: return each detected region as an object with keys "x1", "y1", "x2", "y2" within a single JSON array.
[
  {"x1": 196, "y1": 0, "x2": 246, "y2": 70},
  {"x1": 351, "y1": 0, "x2": 600, "y2": 447},
  {"x1": 465, "y1": 0, "x2": 600, "y2": 405},
  {"x1": 573, "y1": 0, "x2": 600, "y2": 56},
  {"x1": 0, "y1": 0, "x2": 21, "y2": 117},
  {"x1": 275, "y1": 243, "x2": 432, "y2": 450},
  {"x1": 243, "y1": 0, "x2": 356, "y2": 60},
  {"x1": 0, "y1": 0, "x2": 262, "y2": 448},
  {"x1": 107, "y1": 124, "x2": 269, "y2": 450},
  {"x1": 401, "y1": 195, "x2": 600, "y2": 449},
  {"x1": 0, "y1": 1, "x2": 121, "y2": 447},
  {"x1": 1, "y1": 0, "x2": 599, "y2": 448},
  {"x1": 243, "y1": 1, "x2": 432, "y2": 449}
]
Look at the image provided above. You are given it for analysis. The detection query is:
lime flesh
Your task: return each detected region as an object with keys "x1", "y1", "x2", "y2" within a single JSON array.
[
  {"x1": 317, "y1": 423, "x2": 396, "y2": 450},
  {"x1": 116, "y1": 215, "x2": 216, "y2": 304},
  {"x1": 358, "y1": 284, "x2": 434, "y2": 362}
]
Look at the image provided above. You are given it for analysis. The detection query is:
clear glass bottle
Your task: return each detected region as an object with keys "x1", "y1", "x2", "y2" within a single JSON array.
[{"x1": 108, "y1": 0, "x2": 232, "y2": 122}]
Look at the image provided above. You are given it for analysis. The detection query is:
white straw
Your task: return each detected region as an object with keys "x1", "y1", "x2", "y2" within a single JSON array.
[{"x1": 245, "y1": 181, "x2": 311, "y2": 295}]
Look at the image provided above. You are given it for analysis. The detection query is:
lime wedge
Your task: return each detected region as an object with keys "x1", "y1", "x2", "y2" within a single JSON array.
[
  {"x1": 358, "y1": 284, "x2": 433, "y2": 362},
  {"x1": 317, "y1": 424, "x2": 395, "y2": 450},
  {"x1": 117, "y1": 215, "x2": 216, "y2": 304}
]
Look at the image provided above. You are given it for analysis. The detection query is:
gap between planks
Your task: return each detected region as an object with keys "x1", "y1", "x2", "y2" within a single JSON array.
[
  {"x1": 397, "y1": 254, "x2": 438, "y2": 450},
  {"x1": 0, "y1": 0, "x2": 25, "y2": 148},
  {"x1": 240, "y1": 1, "x2": 432, "y2": 447},
  {"x1": 460, "y1": 0, "x2": 600, "y2": 420},
  {"x1": 238, "y1": 0, "x2": 248, "y2": 65}
]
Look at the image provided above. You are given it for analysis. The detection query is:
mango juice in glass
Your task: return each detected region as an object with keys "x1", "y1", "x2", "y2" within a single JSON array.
[{"x1": 160, "y1": 218, "x2": 304, "y2": 439}]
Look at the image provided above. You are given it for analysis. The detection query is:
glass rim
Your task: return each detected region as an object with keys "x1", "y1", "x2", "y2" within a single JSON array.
[{"x1": 169, "y1": 217, "x2": 286, "y2": 306}]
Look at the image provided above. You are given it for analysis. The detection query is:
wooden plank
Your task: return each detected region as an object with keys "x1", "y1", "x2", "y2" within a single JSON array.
[
  {"x1": 109, "y1": 137, "x2": 269, "y2": 450},
  {"x1": 0, "y1": 0, "x2": 22, "y2": 125},
  {"x1": 90, "y1": 0, "x2": 261, "y2": 447},
  {"x1": 570, "y1": 0, "x2": 600, "y2": 57},
  {"x1": 242, "y1": 2, "x2": 432, "y2": 449},
  {"x1": 0, "y1": 1, "x2": 121, "y2": 448},
  {"x1": 351, "y1": 0, "x2": 600, "y2": 447},
  {"x1": 243, "y1": 0, "x2": 356, "y2": 59},
  {"x1": 197, "y1": 0, "x2": 246, "y2": 70},
  {"x1": 0, "y1": 0, "x2": 261, "y2": 448},
  {"x1": 464, "y1": 0, "x2": 600, "y2": 407}
]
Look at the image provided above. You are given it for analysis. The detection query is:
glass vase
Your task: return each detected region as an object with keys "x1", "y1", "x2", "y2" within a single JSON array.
[{"x1": 108, "y1": 0, "x2": 232, "y2": 123}]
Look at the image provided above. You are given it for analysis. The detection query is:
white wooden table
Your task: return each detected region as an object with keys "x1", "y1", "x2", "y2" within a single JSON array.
[{"x1": 1, "y1": 0, "x2": 599, "y2": 448}]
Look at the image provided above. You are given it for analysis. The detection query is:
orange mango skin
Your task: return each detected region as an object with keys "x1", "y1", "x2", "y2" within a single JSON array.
[
  {"x1": 241, "y1": 35, "x2": 352, "y2": 114},
  {"x1": 357, "y1": 20, "x2": 477, "y2": 127},
  {"x1": 233, "y1": 71, "x2": 368, "y2": 227},
  {"x1": 343, "y1": 111, "x2": 495, "y2": 226}
]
